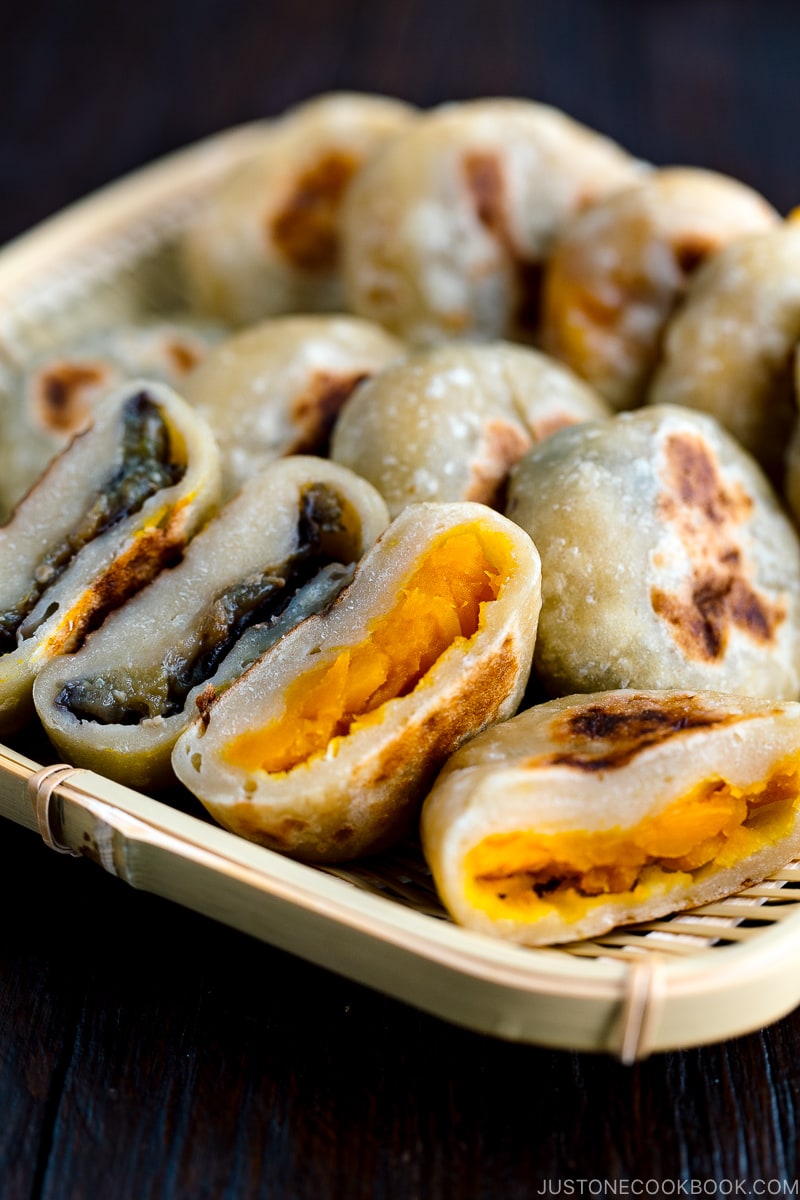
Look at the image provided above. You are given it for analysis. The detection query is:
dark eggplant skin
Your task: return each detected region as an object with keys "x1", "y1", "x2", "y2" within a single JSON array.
[
  {"x1": 1, "y1": 391, "x2": 184, "y2": 654},
  {"x1": 0, "y1": 380, "x2": 221, "y2": 735},
  {"x1": 33, "y1": 457, "x2": 389, "y2": 790},
  {"x1": 54, "y1": 482, "x2": 353, "y2": 724}
]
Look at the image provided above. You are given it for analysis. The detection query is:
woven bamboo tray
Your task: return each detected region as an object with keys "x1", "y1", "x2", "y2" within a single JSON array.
[{"x1": 2, "y1": 122, "x2": 800, "y2": 1061}]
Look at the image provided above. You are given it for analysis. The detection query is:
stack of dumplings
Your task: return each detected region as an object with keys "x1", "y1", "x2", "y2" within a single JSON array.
[{"x1": 6, "y1": 90, "x2": 800, "y2": 949}]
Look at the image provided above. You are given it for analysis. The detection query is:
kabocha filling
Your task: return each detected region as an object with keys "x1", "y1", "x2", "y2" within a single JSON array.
[
  {"x1": 544, "y1": 273, "x2": 612, "y2": 374},
  {"x1": 55, "y1": 484, "x2": 354, "y2": 725},
  {"x1": 223, "y1": 526, "x2": 510, "y2": 775},
  {"x1": 464, "y1": 761, "x2": 800, "y2": 922},
  {"x1": 0, "y1": 392, "x2": 184, "y2": 657}
]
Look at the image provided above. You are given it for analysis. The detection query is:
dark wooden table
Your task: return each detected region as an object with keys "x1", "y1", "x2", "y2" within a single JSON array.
[{"x1": 3, "y1": 1, "x2": 800, "y2": 1195}]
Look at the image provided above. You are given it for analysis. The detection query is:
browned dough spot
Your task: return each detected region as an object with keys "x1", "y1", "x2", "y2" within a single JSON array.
[
  {"x1": 650, "y1": 433, "x2": 784, "y2": 661},
  {"x1": 465, "y1": 418, "x2": 531, "y2": 508},
  {"x1": 34, "y1": 362, "x2": 109, "y2": 434},
  {"x1": 290, "y1": 371, "x2": 370, "y2": 455},
  {"x1": 270, "y1": 151, "x2": 360, "y2": 271},
  {"x1": 165, "y1": 339, "x2": 202, "y2": 375},
  {"x1": 673, "y1": 232, "x2": 718, "y2": 277},
  {"x1": 539, "y1": 692, "x2": 752, "y2": 772}
]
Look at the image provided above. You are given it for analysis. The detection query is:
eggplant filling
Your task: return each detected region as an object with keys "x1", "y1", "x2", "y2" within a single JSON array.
[
  {"x1": 54, "y1": 484, "x2": 354, "y2": 725},
  {"x1": 464, "y1": 762, "x2": 800, "y2": 923},
  {"x1": 0, "y1": 392, "x2": 184, "y2": 657}
]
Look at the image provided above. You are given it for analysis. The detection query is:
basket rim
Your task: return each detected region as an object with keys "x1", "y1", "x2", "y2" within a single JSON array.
[{"x1": 5, "y1": 739, "x2": 800, "y2": 999}]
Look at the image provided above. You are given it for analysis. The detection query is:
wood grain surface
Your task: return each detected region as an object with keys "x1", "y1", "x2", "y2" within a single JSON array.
[{"x1": 3, "y1": 1, "x2": 800, "y2": 1196}]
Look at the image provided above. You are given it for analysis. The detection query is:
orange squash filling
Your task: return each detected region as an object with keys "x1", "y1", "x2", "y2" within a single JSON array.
[
  {"x1": 465, "y1": 761, "x2": 800, "y2": 923},
  {"x1": 223, "y1": 526, "x2": 510, "y2": 775},
  {"x1": 545, "y1": 271, "x2": 619, "y2": 373}
]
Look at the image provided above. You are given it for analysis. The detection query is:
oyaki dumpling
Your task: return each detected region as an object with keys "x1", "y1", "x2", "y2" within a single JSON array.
[
  {"x1": 34, "y1": 457, "x2": 389, "y2": 790},
  {"x1": 0, "y1": 319, "x2": 224, "y2": 522},
  {"x1": 506, "y1": 405, "x2": 800, "y2": 700},
  {"x1": 181, "y1": 92, "x2": 415, "y2": 325},
  {"x1": 422, "y1": 689, "x2": 800, "y2": 945},
  {"x1": 182, "y1": 314, "x2": 404, "y2": 497},
  {"x1": 330, "y1": 341, "x2": 609, "y2": 517},
  {"x1": 0, "y1": 381, "x2": 221, "y2": 734},
  {"x1": 648, "y1": 222, "x2": 800, "y2": 483},
  {"x1": 541, "y1": 168, "x2": 778, "y2": 411},
  {"x1": 341, "y1": 97, "x2": 643, "y2": 345},
  {"x1": 172, "y1": 502, "x2": 541, "y2": 862}
]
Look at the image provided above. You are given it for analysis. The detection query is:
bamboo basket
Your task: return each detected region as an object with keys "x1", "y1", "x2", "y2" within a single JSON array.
[{"x1": 2, "y1": 124, "x2": 800, "y2": 1062}]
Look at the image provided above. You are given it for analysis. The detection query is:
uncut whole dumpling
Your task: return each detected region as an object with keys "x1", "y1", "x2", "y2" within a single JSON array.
[
  {"x1": 506, "y1": 405, "x2": 800, "y2": 700},
  {"x1": 541, "y1": 167, "x2": 778, "y2": 412},
  {"x1": 330, "y1": 341, "x2": 609, "y2": 517},
  {"x1": 647, "y1": 222, "x2": 800, "y2": 484},
  {"x1": 182, "y1": 314, "x2": 404, "y2": 498},
  {"x1": 181, "y1": 92, "x2": 415, "y2": 325},
  {"x1": 341, "y1": 98, "x2": 643, "y2": 345}
]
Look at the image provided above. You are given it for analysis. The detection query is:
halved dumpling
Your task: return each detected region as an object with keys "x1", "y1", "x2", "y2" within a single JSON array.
[
  {"x1": 172, "y1": 502, "x2": 542, "y2": 862},
  {"x1": 34, "y1": 457, "x2": 389, "y2": 789},
  {"x1": 422, "y1": 689, "x2": 800, "y2": 945},
  {"x1": 0, "y1": 381, "x2": 221, "y2": 733}
]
